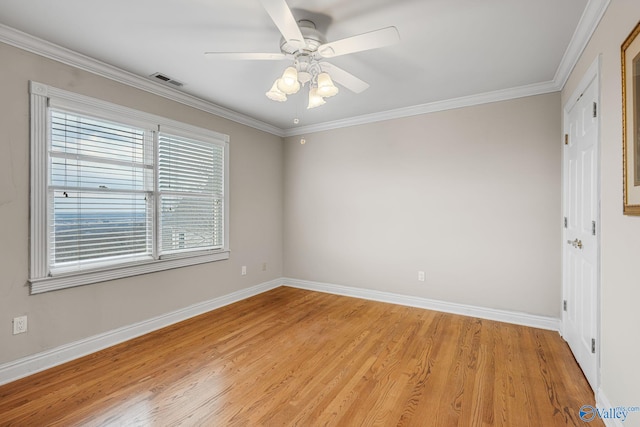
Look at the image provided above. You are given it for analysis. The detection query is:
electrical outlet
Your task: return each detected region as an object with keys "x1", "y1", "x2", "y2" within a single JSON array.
[
  {"x1": 261, "y1": 262, "x2": 267, "y2": 272},
  {"x1": 13, "y1": 315, "x2": 27, "y2": 335},
  {"x1": 418, "y1": 271, "x2": 425, "y2": 282},
  {"x1": 241, "y1": 266, "x2": 247, "y2": 276}
]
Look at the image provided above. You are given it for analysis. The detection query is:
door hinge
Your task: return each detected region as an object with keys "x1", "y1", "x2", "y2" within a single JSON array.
[
  {"x1": 593, "y1": 102, "x2": 598, "y2": 118},
  {"x1": 592, "y1": 220, "x2": 596, "y2": 236},
  {"x1": 563, "y1": 300, "x2": 567, "y2": 311},
  {"x1": 564, "y1": 217, "x2": 568, "y2": 228},
  {"x1": 564, "y1": 134, "x2": 569, "y2": 145},
  {"x1": 591, "y1": 338, "x2": 596, "y2": 354}
]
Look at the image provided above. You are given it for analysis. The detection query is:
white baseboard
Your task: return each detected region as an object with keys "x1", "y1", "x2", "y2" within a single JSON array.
[
  {"x1": 0, "y1": 279, "x2": 281, "y2": 386},
  {"x1": 596, "y1": 388, "x2": 625, "y2": 427},
  {"x1": 0, "y1": 277, "x2": 562, "y2": 387},
  {"x1": 283, "y1": 278, "x2": 561, "y2": 332}
]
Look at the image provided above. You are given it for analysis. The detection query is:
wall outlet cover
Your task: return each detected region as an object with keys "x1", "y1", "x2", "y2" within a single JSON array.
[{"x1": 13, "y1": 316, "x2": 28, "y2": 335}]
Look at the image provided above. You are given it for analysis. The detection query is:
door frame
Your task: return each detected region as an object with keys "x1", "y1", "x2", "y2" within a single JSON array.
[{"x1": 561, "y1": 55, "x2": 601, "y2": 392}]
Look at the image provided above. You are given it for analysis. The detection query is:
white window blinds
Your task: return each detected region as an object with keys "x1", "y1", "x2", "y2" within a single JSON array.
[
  {"x1": 29, "y1": 81, "x2": 230, "y2": 293},
  {"x1": 158, "y1": 132, "x2": 225, "y2": 255},
  {"x1": 49, "y1": 110, "x2": 154, "y2": 273}
]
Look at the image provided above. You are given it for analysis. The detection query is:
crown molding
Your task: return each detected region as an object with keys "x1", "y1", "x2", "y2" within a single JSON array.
[
  {"x1": 0, "y1": 0, "x2": 609, "y2": 138},
  {"x1": 284, "y1": 80, "x2": 559, "y2": 137},
  {"x1": 0, "y1": 24, "x2": 285, "y2": 137},
  {"x1": 553, "y1": 0, "x2": 610, "y2": 90},
  {"x1": 282, "y1": 0, "x2": 609, "y2": 137}
]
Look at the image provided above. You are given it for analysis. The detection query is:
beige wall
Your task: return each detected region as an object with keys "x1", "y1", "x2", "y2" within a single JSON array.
[
  {"x1": 10, "y1": 7, "x2": 638, "y2": 404},
  {"x1": 284, "y1": 93, "x2": 562, "y2": 317},
  {"x1": 562, "y1": 1, "x2": 640, "y2": 405},
  {"x1": 0, "y1": 42, "x2": 284, "y2": 365}
]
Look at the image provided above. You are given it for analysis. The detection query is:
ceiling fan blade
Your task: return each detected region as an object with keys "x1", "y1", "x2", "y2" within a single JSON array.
[
  {"x1": 317, "y1": 26, "x2": 400, "y2": 58},
  {"x1": 204, "y1": 52, "x2": 288, "y2": 60},
  {"x1": 320, "y1": 62, "x2": 370, "y2": 94},
  {"x1": 260, "y1": 0, "x2": 305, "y2": 48}
]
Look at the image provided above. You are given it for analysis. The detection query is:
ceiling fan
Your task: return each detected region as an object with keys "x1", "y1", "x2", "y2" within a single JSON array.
[{"x1": 205, "y1": 0, "x2": 400, "y2": 109}]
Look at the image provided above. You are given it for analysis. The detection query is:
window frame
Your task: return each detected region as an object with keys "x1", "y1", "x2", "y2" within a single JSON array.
[{"x1": 29, "y1": 81, "x2": 230, "y2": 294}]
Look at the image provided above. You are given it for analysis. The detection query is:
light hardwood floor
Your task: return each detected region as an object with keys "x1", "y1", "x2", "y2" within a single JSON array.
[{"x1": 0, "y1": 287, "x2": 601, "y2": 426}]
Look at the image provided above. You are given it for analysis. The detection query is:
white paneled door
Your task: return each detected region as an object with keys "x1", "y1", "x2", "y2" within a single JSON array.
[{"x1": 562, "y1": 63, "x2": 600, "y2": 391}]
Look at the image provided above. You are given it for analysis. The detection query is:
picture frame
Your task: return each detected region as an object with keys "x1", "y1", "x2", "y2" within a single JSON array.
[{"x1": 622, "y1": 20, "x2": 640, "y2": 215}]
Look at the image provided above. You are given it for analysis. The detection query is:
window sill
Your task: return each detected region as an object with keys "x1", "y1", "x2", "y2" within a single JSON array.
[{"x1": 29, "y1": 250, "x2": 230, "y2": 294}]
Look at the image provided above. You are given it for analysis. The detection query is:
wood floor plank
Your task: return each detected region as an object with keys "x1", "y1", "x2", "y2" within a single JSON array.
[{"x1": 0, "y1": 287, "x2": 602, "y2": 426}]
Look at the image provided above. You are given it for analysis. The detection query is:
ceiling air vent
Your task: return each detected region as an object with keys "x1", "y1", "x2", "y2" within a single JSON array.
[{"x1": 149, "y1": 72, "x2": 184, "y2": 88}]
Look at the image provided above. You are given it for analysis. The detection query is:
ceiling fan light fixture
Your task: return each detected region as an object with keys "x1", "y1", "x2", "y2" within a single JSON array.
[
  {"x1": 298, "y1": 71, "x2": 312, "y2": 85},
  {"x1": 317, "y1": 72, "x2": 339, "y2": 97},
  {"x1": 266, "y1": 80, "x2": 287, "y2": 102},
  {"x1": 307, "y1": 87, "x2": 326, "y2": 109},
  {"x1": 277, "y1": 66, "x2": 300, "y2": 94},
  {"x1": 206, "y1": 0, "x2": 398, "y2": 109}
]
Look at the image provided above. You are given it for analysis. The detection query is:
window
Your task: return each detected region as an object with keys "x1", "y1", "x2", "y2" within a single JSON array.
[
  {"x1": 158, "y1": 132, "x2": 225, "y2": 255},
  {"x1": 29, "y1": 82, "x2": 229, "y2": 294}
]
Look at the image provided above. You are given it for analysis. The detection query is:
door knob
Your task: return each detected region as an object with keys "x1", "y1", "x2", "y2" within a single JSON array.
[{"x1": 567, "y1": 238, "x2": 583, "y2": 249}]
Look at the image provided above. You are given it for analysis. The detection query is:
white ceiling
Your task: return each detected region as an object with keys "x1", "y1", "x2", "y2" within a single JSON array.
[{"x1": 0, "y1": 0, "x2": 606, "y2": 134}]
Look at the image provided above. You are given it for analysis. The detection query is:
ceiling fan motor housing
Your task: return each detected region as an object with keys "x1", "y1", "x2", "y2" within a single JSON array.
[
  {"x1": 278, "y1": 20, "x2": 327, "y2": 86},
  {"x1": 279, "y1": 20, "x2": 326, "y2": 55}
]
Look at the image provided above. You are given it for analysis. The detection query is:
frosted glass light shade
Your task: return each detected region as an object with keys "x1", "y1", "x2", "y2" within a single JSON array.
[
  {"x1": 317, "y1": 72, "x2": 339, "y2": 97},
  {"x1": 307, "y1": 87, "x2": 326, "y2": 109},
  {"x1": 277, "y1": 67, "x2": 300, "y2": 94},
  {"x1": 266, "y1": 80, "x2": 287, "y2": 102}
]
